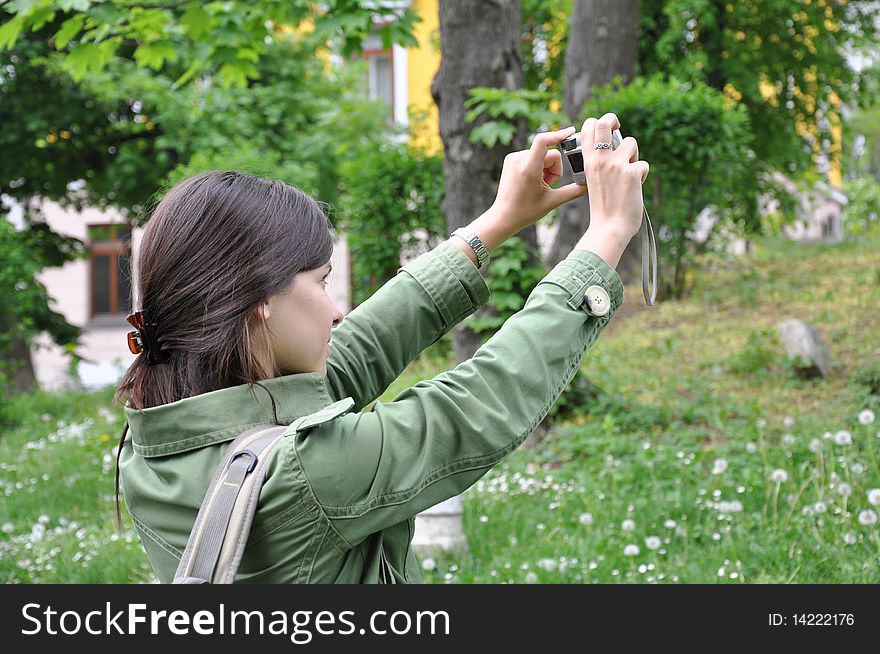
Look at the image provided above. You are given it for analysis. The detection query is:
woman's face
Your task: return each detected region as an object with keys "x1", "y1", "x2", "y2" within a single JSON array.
[{"x1": 262, "y1": 262, "x2": 344, "y2": 376}]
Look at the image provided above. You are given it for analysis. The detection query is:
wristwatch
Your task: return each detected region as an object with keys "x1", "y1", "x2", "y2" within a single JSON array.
[{"x1": 451, "y1": 228, "x2": 490, "y2": 269}]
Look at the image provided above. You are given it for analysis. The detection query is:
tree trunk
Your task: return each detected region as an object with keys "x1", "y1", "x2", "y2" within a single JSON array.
[
  {"x1": 0, "y1": 333, "x2": 37, "y2": 397},
  {"x1": 546, "y1": 0, "x2": 642, "y2": 287},
  {"x1": 427, "y1": 0, "x2": 551, "y2": 550}
]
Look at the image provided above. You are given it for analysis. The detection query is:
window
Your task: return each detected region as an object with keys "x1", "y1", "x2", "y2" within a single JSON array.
[
  {"x1": 89, "y1": 223, "x2": 132, "y2": 317},
  {"x1": 364, "y1": 47, "x2": 394, "y2": 123}
]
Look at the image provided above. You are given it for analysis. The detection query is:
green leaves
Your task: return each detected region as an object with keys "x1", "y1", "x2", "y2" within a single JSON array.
[
  {"x1": 133, "y1": 41, "x2": 177, "y2": 71},
  {"x1": 63, "y1": 38, "x2": 120, "y2": 79},
  {"x1": 53, "y1": 14, "x2": 84, "y2": 49},
  {"x1": 1, "y1": 0, "x2": 419, "y2": 88},
  {"x1": 465, "y1": 87, "x2": 566, "y2": 147},
  {"x1": 0, "y1": 14, "x2": 27, "y2": 51},
  {"x1": 469, "y1": 122, "x2": 517, "y2": 148}
]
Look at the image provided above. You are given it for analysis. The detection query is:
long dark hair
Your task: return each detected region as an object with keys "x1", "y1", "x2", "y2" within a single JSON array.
[{"x1": 112, "y1": 170, "x2": 335, "y2": 527}]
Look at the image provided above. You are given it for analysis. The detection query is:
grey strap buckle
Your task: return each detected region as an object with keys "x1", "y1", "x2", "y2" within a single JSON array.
[{"x1": 228, "y1": 449, "x2": 258, "y2": 473}]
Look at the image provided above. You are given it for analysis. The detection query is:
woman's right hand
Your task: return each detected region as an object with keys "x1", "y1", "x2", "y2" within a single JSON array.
[{"x1": 580, "y1": 113, "x2": 649, "y2": 242}]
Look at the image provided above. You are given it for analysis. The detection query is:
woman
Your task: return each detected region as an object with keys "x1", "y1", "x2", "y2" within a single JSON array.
[{"x1": 115, "y1": 113, "x2": 648, "y2": 583}]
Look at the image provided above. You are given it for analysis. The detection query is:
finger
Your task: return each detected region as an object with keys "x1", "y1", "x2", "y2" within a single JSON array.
[
  {"x1": 529, "y1": 126, "x2": 577, "y2": 165},
  {"x1": 594, "y1": 112, "x2": 620, "y2": 150},
  {"x1": 546, "y1": 181, "x2": 588, "y2": 207},
  {"x1": 580, "y1": 117, "x2": 598, "y2": 152},
  {"x1": 633, "y1": 160, "x2": 650, "y2": 184},
  {"x1": 616, "y1": 136, "x2": 639, "y2": 163},
  {"x1": 542, "y1": 148, "x2": 563, "y2": 185}
]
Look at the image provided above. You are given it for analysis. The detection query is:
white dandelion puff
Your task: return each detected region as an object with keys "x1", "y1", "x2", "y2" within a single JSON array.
[
  {"x1": 745, "y1": 442, "x2": 758, "y2": 453},
  {"x1": 623, "y1": 544, "x2": 640, "y2": 557},
  {"x1": 858, "y1": 409, "x2": 875, "y2": 425},
  {"x1": 852, "y1": 463, "x2": 865, "y2": 475},
  {"x1": 524, "y1": 571, "x2": 539, "y2": 584},
  {"x1": 711, "y1": 458, "x2": 728, "y2": 475},
  {"x1": 867, "y1": 489, "x2": 880, "y2": 506},
  {"x1": 837, "y1": 482, "x2": 852, "y2": 497},
  {"x1": 809, "y1": 438, "x2": 822, "y2": 453},
  {"x1": 770, "y1": 469, "x2": 788, "y2": 483},
  {"x1": 645, "y1": 536, "x2": 661, "y2": 550},
  {"x1": 537, "y1": 558, "x2": 558, "y2": 571},
  {"x1": 843, "y1": 531, "x2": 857, "y2": 545},
  {"x1": 621, "y1": 519, "x2": 636, "y2": 532},
  {"x1": 813, "y1": 501, "x2": 827, "y2": 514},
  {"x1": 834, "y1": 430, "x2": 852, "y2": 445},
  {"x1": 421, "y1": 558, "x2": 436, "y2": 571},
  {"x1": 858, "y1": 510, "x2": 878, "y2": 526},
  {"x1": 782, "y1": 434, "x2": 796, "y2": 447},
  {"x1": 783, "y1": 416, "x2": 795, "y2": 428},
  {"x1": 664, "y1": 519, "x2": 676, "y2": 529},
  {"x1": 579, "y1": 512, "x2": 593, "y2": 526}
]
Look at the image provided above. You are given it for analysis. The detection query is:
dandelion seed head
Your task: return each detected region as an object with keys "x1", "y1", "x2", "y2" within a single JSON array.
[
  {"x1": 525, "y1": 571, "x2": 539, "y2": 584},
  {"x1": 579, "y1": 512, "x2": 593, "y2": 526},
  {"x1": 711, "y1": 458, "x2": 728, "y2": 475},
  {"x1": 746, "y1": 442, "x2": 758, "y2": 453},
  {"x1": 867, "y1": 489, "x2": 880, "y2": 506},
  {"x1": 809, "y1": 438, "x2": 822, "y2": 453},
  {"x1": 770, "y1": 469, "x2": 788, "y2": 483},
  {"x1": 837, "y1": 482, "x2": 852, "y2": 497},
  {"x1": 645, "y1": 536, "x2": 661, "y2": 550},
  {"x1": 623, "y1": 544, "x2": 640, "y2": 556},
  {"x1": 621, "y1": 519, "x2": 636, "y2": 532},
  {"x1": 813, "y1": 501, "x2": 827, "y2": 514},
  {"x1": 858, "y1": 409, "x2": 875, "y2": 425},
  {"x1": 664, "y1": 519, "x2": 676, "y2": 529},
  {"x1": 782, "y1": 434, "x2": 796, "y2": 447},
  {"x1": 834, "y1": 430, "x2": 852, "y2": 446},
  {"x1": 857, "y1": 509, "x2": 878, "y2": 526},
  {"x1": 843, "y1": 531, "x2": 857, "y2": 545},
  {"x1": 421, "y1": 558, "x2": 436, "y2": 571}
]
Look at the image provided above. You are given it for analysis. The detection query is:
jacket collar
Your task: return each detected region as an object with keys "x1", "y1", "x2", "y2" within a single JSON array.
[{"x1": 124, "y1": 372, "x2": 335, "y2": 458}]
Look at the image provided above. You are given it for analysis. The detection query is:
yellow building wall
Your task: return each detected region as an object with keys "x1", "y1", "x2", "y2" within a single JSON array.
[{"x1": 406, "y1": 0, "x2": 442, "y2": 155}]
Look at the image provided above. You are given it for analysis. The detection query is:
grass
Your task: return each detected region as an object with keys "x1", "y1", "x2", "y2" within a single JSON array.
[{"x1": 1, "y1": 233, "x2": 878, "y2": 583}]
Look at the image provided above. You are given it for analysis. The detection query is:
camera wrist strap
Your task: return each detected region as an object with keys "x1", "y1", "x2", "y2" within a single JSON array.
[{"x1": 641, "y1": 207, "x2": 657, "y2": 306}]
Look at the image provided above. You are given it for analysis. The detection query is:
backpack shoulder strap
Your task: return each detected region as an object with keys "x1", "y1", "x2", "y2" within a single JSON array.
[{"x1": 172, "y1": 397, "x2": 355, "y2": 584}]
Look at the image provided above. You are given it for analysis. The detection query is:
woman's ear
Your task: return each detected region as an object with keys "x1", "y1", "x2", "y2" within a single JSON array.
[{"x1": 256, "y1": 300, "x2": 270, "y2": 322}]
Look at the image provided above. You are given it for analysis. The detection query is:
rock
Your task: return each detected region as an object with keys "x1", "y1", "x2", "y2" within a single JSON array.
[{"x1": 777, "y1": 319, "x2": 833, "y2": 378}]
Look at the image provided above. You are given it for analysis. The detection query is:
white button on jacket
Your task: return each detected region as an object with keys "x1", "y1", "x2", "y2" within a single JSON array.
[{"x1": 584, "y1": 285, "x2": 611, "y2": 317}]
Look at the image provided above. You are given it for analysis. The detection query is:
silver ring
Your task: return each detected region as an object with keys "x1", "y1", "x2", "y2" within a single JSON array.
[{"x1": 594, "y1": 142, "x2": 613, "y2": 150}]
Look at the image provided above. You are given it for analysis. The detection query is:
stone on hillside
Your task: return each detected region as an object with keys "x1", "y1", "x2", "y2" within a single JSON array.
[{"x1": 777, "y1": 319, "x2": 832, "y2": 378}]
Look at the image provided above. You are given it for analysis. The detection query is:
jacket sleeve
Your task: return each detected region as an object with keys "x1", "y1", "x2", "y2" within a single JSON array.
[
  {"x1": 295, "y1": 247, "x2": 625, "y2": 548},
  {"x1": 323, "y1": 240, "x2": 491, "y2": 412}
]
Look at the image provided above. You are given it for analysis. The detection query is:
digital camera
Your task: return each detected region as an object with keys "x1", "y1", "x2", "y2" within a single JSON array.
[{"x1": 560, "y1": 128, "x2": 624, "y2": 185}]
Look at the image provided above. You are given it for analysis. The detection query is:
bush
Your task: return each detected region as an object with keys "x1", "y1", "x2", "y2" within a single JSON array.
[
  {"x1": 337, "y1": 142, "x2": 447, "y2": 306},
  {"x1": 842, "y1": 177, "x2": 880, "y2": 237},
  {"x1": 579, "y1": 75, "x2": 755, "y2": 298}
]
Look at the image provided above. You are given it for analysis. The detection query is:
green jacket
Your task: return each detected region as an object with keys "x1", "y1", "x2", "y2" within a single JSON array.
[{"x1": 120, "y1": 239, "x2": 623, "y2": 583}]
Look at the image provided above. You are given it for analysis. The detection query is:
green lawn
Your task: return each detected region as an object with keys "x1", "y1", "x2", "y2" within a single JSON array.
[{"x1": 2, "y1": 233, "x2": 878, "y2": 583}]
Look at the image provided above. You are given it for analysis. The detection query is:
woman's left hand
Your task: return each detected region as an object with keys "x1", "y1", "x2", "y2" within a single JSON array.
[{"x1": 490, "y1": 126, "x2": 587, "y2": 232}]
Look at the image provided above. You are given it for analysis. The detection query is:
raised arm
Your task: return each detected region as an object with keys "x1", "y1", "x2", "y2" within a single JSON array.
[{"x1": 323, "y1": 125, "x2": 588, "y2": 411}]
